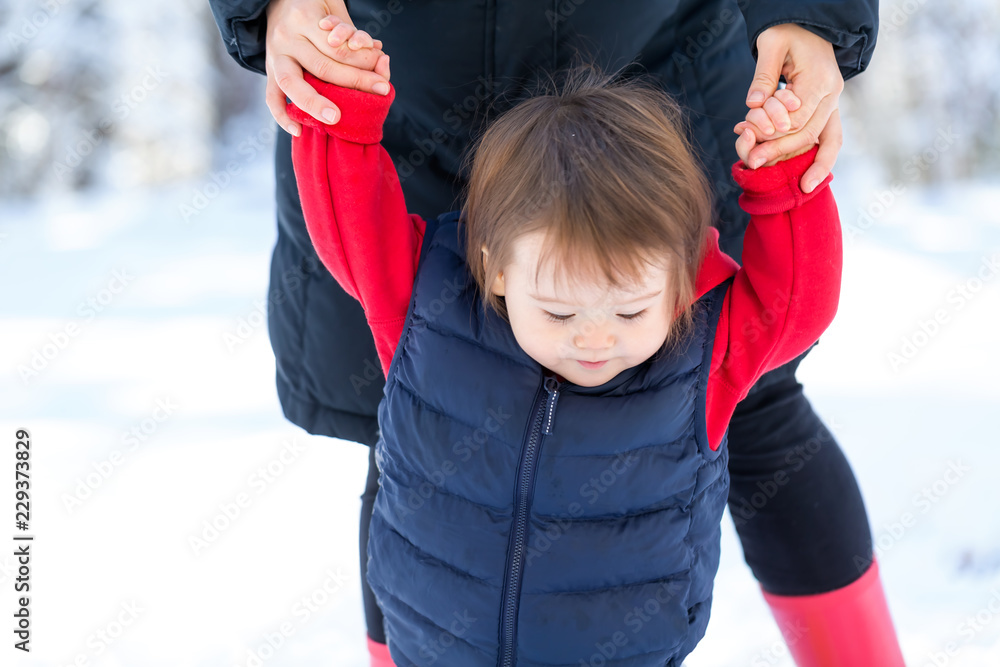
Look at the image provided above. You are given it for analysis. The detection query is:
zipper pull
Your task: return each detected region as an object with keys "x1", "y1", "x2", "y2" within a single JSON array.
[{"x1": 542, "y1": 376, "x2": 560, "y2": 435}]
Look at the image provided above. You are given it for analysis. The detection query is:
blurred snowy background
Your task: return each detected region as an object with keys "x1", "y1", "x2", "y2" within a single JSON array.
[{"x1": 0, "y1": 0, "x2": 998, "y2": 665}]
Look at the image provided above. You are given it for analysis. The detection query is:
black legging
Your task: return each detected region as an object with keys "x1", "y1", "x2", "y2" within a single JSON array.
[
  {"x1": 360, "y1": 442, "x2": 386, "y2": 643},
  {"x1": 725, "y1": 356, "x2": 874, "y2": 596},
  {"x1": 359, "y1": 358, "x2": 874, "y2": 642}
]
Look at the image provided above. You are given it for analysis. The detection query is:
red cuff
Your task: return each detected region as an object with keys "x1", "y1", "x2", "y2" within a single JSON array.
[
  {"x1": 731, "y1": 145, "x2": 831, "y2": 215},
  {"x1": 286, "y1": 72, "x2": 395, "y2": 144}
]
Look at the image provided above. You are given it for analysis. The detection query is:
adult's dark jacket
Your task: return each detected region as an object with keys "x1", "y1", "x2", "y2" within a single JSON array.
[{"x1": 208, "y1": 0, "x2": 877, "y2": 446}]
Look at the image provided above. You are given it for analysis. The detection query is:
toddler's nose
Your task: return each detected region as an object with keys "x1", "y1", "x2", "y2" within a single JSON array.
[{"x1": 573, "y1": 327, "x2": 614, "y2": 350}]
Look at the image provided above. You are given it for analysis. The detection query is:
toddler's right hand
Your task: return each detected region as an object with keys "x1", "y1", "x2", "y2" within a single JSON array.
[
  {"x1": 733, "y1": 88, "x2": 801, "y2": 144},
  {"x1": 734, "y1": 89, "x2": 815, "y2": 168}
]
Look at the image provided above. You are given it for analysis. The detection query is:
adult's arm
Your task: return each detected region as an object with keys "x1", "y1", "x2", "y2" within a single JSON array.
[
  {"x1": 739, "y1": 0, "x2": 879, "y2": 82},
  {"x1": 287, "y1": 74, "x2": 425, "y2": 375},
  {"x1": 703, "y1": 145, "x2": 841, "y2": 450},
  {"x1": 208, "y1": 0, "x2": 277, "y2": 75}
]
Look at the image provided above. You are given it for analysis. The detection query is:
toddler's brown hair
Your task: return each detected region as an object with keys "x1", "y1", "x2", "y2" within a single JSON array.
[{"x1": 463, "y1": 65, "x2": 714, "y2": 350}]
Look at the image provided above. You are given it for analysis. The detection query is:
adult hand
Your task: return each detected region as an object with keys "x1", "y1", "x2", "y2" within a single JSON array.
[
  {"x1": 264, "y1": 0, "x2": 391, "y2": 136},
  {"x1": 734, "y1": 23, "x2": 844, "y2": 192}
]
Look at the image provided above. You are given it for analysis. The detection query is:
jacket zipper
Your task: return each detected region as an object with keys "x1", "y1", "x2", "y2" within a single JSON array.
[{"x1": 499, "y1": 375, "x2": 560, "y2": 667}]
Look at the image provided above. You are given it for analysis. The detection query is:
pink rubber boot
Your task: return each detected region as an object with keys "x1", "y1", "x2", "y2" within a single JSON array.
[
  {"x1": 367, "y1": 636, "x2": 396, "y2": 667},
  {"x1": 761, "y1": 559, "x2": 906, "y2": 667}
]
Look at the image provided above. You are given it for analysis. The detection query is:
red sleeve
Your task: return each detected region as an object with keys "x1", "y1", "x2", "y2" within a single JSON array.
[
  {"x1": 286, "y1": 74, "x2": 425, "y2": 376},
  {"x1": 704, "y1": 145, "x2": 842, "y2": 450}
]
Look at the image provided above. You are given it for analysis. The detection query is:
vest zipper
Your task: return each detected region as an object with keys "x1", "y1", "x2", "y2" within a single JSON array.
[{"x1": 499, "y1": 375, "x2": 560, "y2": 667}]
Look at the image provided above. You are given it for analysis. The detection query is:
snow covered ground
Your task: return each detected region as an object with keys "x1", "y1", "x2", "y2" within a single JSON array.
[{"x1": 1, "y1": 145, "x2": 998, "y2": 667}]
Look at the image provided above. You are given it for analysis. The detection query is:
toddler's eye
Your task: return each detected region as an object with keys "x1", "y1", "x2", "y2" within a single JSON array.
[
  {"x1": 618, "y1": 310, "x2": 646, "y2": 321},
  {"x1": 544, "y1": 311, "x2": 574, "y2": 323}
]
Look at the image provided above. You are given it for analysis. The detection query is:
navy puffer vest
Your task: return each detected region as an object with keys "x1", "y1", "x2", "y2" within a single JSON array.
[{"x1": 368, "y1": 212, "x2": 731, "y2": 667}]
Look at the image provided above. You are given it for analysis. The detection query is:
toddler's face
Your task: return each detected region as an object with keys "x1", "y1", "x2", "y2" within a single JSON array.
[{"x1": 492, "y1": 232, "x2": 673, "y2": 387}]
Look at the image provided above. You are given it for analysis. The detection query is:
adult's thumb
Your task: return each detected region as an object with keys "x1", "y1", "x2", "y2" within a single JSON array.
[{"x1": 746, "y1": 44, "x2": 785, "y2": 106}]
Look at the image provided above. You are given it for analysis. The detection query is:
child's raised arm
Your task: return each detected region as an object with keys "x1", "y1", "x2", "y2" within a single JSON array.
[
  {"x1": 287, "y1": 72, "x2": 425, "y2": 376},
  {"x1": 704, "y1": 143, "x2": 842, "y2": 449}
]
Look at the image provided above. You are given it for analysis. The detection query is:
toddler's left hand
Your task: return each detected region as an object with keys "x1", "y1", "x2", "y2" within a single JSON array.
[{"x1": 317, "y1": 15, "x2": 391, "y2": 93}]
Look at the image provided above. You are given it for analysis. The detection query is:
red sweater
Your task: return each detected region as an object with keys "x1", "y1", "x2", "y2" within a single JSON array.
[{"x1": 287, "y1": 76, "x2": 842, "y2": 451}]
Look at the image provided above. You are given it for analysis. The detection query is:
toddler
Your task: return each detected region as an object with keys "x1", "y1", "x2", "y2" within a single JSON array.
[{"x1": 287, "y1": 28, "x2": 841, "y2": 667}]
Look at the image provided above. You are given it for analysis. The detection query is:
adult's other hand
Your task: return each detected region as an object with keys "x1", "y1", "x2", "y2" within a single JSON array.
[{"x1": 265, "y1": 0, "x2": 390, "y2": 136}]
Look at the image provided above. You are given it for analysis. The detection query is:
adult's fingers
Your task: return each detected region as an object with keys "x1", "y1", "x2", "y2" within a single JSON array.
[
  {"x1": 270, "y1": 52, "x2": 342, "y2": 125},
  {"x1": 266, "y1": 57, "x2": 301, "y2": 135},
  {"x1": 300, "y1": 46, "x2": 391, "y2": 94},
  {"x1": 800, "y1": 110, "x2": 842, "y2": 192},
  {"x1": 278, "y1": 20, "x2": 388, "y2": 94},
  {"x1": 745, "y1": 37, "x2": 786, "y2": 107},
  {"x1": 782, "y1": 70, "x2": 842, "y2": 134}
]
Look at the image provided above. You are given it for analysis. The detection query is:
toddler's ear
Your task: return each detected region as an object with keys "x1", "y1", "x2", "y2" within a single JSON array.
[
  {"x1": 491, "y1": 273, "x2": 506, "y2": 297},
  {"x1": 482, "y1": 245, "x2": 506, "y2": 296}
]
